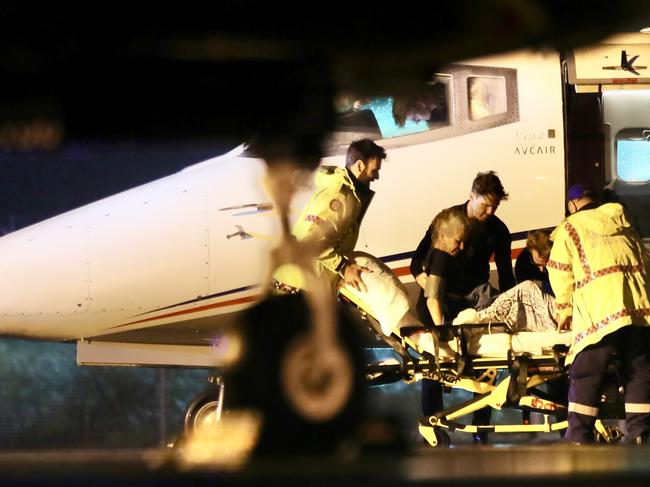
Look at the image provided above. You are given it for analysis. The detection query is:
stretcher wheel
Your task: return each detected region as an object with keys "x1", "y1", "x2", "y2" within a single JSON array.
[
  {"x1": 419, "y1": 422, "x2": 451, "y2": 448},
  {"x1": 231, "y1": 293, "x2": 366, "y2": 455},
  {"x1": 432, "y1": 428, "x2": 450, "y2": 448}
]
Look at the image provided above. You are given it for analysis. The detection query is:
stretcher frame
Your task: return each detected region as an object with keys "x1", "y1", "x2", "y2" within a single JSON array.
[{"x1": 340, "y1": 288, "x2": 623, "y2": 447}]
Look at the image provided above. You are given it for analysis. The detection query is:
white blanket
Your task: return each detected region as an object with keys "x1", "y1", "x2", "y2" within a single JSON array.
[
  {"x1": 457, "y1": 329, "x2": 572, "y2": 356},
  {"x1": 338, "y1": 251, "x2": 410, "y2": 336}
]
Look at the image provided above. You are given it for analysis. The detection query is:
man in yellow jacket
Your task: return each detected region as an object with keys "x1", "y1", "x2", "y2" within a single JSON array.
[
  {"x1": 548, "y1": 183, "x2": 650, "y2": 444},
  {"x1": 273, "y1": 138, "x2": 386, "y2": 294}
]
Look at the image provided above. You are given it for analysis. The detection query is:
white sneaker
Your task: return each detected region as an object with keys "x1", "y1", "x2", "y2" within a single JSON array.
[{"x1": 452, "y1": 308, "x2": 481, "y2": 325}]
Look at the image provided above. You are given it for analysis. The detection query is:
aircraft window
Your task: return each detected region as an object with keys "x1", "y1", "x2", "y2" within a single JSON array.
[
  {"x1": 616, "y1": 139, "x2": 650, "y2": 182},
  {"x1": 334, "y1": 78, "x2": 451, "y2": 140},
  {"x1": 330, "y1": 66, "x2": 517, "y2": 152},
  {"x1": 359, "y1": 97, "x2": 430, "y2": 138},
  {"x1": 468, "y1": 76, "x2": 507, "y2": 121}
]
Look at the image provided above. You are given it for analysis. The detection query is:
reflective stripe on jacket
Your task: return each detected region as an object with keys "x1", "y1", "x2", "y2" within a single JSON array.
[{"x1": 548, "y1": 202, "x2": 650, "y2": 365}]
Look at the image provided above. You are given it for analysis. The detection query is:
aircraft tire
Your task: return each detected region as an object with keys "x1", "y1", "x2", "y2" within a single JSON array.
[{"x1": 183, "y1": 388, "x2": 222, "y2": 433}]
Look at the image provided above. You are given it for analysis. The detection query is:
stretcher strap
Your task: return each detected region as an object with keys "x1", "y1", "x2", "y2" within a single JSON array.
[
  {"x1": 506, "y1": 355, "x2": 530, "y2": 404},
  {"x1": 430, "y1": 327, "x2": 440, "y2": 372},
  {"x1": 400, "y1": 324, "x2": 440, "y2": 372}
]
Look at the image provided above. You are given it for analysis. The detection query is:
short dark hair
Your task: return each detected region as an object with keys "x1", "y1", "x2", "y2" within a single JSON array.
[
  {"x1": 346, "y1": 138, "x2": 386, "y2": 167},
  {"x1": 526, "y1": 229, "x2": 552, "y2": 259},
  {"x1": 471, "y1": 171, "x2": 508, "y2": 201}
]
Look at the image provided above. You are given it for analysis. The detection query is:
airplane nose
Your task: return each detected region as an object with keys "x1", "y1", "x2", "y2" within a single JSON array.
[{"x1": 0, "y1": 220, "x2": 91, "y2": 338}]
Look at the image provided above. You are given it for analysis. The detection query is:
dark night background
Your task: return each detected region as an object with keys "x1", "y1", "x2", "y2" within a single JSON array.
[{"x1": 0, "y1": 139, "x2": 240, "y2": 234}]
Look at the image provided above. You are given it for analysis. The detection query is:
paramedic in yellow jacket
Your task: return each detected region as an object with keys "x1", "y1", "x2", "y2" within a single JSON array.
[
  {"x1": 272, "y1": 138, "x2": 386, "y2": 294},
  {"x1": 548, "y1": 183, "x2": 650, "y2": 444}
]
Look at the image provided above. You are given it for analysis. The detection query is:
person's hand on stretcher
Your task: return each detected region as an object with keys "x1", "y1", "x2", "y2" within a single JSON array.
[
  {"x1": 342, "y1": 261, "x2": 371, "y2": 293},
  {"x1": 557, "y1": 315, "x2": 572, "y2": 332}
]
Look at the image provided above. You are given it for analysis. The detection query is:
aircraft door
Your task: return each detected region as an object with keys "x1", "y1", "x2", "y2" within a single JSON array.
[{"x1": 603, "y1": 91, "x2": 650, "y2": 241}]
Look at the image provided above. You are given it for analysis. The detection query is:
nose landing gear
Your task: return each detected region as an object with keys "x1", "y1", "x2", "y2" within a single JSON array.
[{"x1": 183, "y1": 375, "x2": 225, "y2": 433}]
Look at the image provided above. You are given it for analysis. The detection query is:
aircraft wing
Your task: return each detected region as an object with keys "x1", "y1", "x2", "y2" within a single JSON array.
[
  {"x1": 75, "y1": 311, "x2": 246, "y2": 368},
  {"x1": 89, "y1": 310, "x2": 243, "y2": 347}
]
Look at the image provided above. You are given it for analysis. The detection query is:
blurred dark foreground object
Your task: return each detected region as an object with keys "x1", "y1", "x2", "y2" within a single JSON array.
[
  {"x1": 229, "y1": 293, "x2": 367, "y2": 455},
  {"x1": 3, "y1": 1, "x2": 650, "y2": 165}
]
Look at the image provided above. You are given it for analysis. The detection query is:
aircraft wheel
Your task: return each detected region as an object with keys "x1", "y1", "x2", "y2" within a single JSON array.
[
  {"x1": 183, "y1": 388, "x2": 223, "y2": 433},
  {"x1": 232, "y1": 293, "x2": 365, "y2": 455}
]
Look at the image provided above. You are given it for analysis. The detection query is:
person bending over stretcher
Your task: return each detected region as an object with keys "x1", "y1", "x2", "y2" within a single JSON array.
[
  {"x1": 337, "y1": 206, "x2": 469, "y2": 356},
  {"x1": 409, "y1": 221, "x2": 558, "y2": 354},
  {"x1": 406, "y1": 206, "x2": 470, "y2": 352}
]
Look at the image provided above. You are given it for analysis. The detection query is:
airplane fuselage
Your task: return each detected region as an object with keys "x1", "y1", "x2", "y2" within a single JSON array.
[{"x1": 0, "y1": 50, "x2": 567, "y2": 361}]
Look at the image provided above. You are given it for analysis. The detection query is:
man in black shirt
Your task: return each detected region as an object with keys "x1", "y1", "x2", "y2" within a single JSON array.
[
  {"x1": 410, "y1": 170, "x2": 514, "y2": 444},
  {"x1": 411, "y1": 171, "x2": 515, "y2": 318}
]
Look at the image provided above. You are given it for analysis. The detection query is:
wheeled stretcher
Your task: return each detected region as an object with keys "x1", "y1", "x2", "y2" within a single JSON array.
[{"x1": 338, "y1": 252, "x2": 623, "y2": 446}]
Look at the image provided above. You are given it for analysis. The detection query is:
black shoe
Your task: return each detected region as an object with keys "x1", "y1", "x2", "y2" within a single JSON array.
[{"x1": 473, "y1": 433, "x2": 488, "y2": 445}]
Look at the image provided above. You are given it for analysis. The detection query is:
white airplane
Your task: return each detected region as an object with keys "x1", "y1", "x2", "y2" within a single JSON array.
[{"x1": 0, "y1": 49, "x2": 569, "y2": 448}]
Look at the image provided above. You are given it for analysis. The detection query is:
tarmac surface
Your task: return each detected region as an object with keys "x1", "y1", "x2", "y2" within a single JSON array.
[{"x1": 1, "y1": 444, "x2": 650, "y2": 486}]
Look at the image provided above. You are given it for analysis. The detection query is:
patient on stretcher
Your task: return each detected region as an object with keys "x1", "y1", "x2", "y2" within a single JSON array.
[
  {"x1": 339, "y1": 252, "x2": 565, "y2": 359},
  {"x1": 453, "y1": 279, "x2": 557, "y2": 332},
  {"x1": 453, "y1": 228, "x2": 557, "y2": 332}
]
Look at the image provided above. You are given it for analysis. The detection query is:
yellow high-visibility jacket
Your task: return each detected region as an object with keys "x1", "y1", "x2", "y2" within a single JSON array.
[
  {"x1": 273, "y1": 166, "x2": 373, "y2": 291},
  {"x1": 548, "y1": 202, "x2": 650, "y2": 365}
]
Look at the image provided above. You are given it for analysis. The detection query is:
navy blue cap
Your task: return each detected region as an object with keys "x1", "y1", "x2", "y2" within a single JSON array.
[{"x1": 567, "y1": 183, "x2": 587, "y2": 201}]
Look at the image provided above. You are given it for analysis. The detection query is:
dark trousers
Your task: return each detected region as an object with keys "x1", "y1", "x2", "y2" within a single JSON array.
[
  {"x1": 566, "y1": 326, "x2": 650, "y2": 442},
  {"x1": 422, "y1": 379, "x2": 444, "y2": 415}
]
